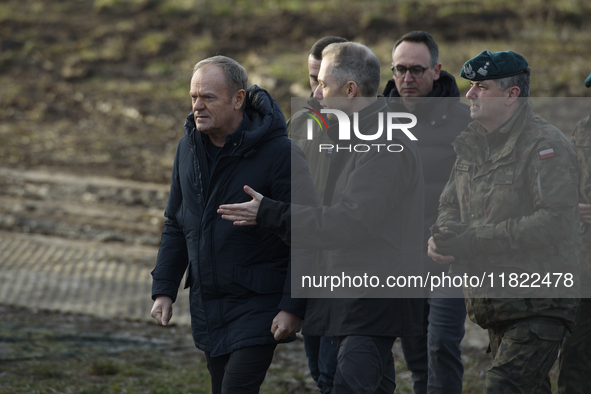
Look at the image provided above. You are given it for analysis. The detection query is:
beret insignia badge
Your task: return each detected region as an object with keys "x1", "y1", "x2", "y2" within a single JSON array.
[
  {"x1": 477, "y1": 61, "x2": 490, "y2": 77},
  {"x1": 463, "y1": 64, "x2": 476, "y2": 79}
]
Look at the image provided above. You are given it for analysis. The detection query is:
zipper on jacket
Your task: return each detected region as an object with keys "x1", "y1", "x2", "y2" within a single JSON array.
[
  {"x1": 208, "y1": 155, "x2": 242, "y2": 297},
  {"x1": 534, "y1": 165, "x2": 544, "y2": 203},
  {"x1": 190, "y1": 148, "x2": 205, "y2": 199}
]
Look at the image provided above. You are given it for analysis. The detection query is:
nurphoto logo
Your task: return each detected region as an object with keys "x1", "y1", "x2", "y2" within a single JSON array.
[{"x1": 304, "y1": 108, "x2": 418, "y2": 153}]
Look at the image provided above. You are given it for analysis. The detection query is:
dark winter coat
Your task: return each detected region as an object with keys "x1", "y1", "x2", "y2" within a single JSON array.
[
  {"x1": 383, "y1": 70, "x2": 472, "y2": 275},
  {"x1": 151, "y1": 85, "x2": 308, "y2": 357}
]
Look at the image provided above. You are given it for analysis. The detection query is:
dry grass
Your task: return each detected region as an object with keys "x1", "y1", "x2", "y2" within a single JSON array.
[{"x1": 0, "y1": 0, "x2": 587, "y2": 392}]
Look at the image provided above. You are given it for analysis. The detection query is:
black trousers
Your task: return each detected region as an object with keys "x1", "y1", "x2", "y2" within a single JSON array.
[
  {"x1": 204, "y1": 344, "x2": 277, "y2": 394},
  {"x1": 331, "y1": 336, "x2": 397, "y2": 394}
]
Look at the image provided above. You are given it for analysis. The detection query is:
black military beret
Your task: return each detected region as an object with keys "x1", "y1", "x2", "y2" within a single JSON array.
[
  {"x1": 460, "y1": 50, "x2": 529, "y2": 81},
  {"x1": 584, "y1": 72, "x2": 591, "y2": 88}
]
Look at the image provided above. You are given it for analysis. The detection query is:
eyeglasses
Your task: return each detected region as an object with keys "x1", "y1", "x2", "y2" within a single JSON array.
[{"x1": 391, "y1": 65, "x2": 430, "y2": 79}]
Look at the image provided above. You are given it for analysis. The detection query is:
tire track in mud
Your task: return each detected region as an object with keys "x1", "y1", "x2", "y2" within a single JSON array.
[
  {"x1": 0, "y1": 166, "x2": 488, "y2": 348},
  {"x1": 0, "y1": 167, "x2": 191, "y2": 325}
]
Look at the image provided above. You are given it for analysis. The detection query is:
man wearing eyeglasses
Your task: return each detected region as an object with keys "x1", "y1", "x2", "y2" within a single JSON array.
[{"x1": 383, "y1": 31, "x2": 472, "y2": 394}]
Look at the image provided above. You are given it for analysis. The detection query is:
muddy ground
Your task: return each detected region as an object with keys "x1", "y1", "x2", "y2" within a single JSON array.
[{"x1": 1, "y1": 0, "x2": 587, "y2": 392}]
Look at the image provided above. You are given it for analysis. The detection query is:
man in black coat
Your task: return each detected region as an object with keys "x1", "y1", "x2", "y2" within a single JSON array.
[
  {"x1": 150, "y1": 55, "x2": 312, "y2": 394},
  {"x1": 383, "y1": 31, "x2": 472, "y2": 394},
  {"x1": 289, "y1": 36, "x2": 347, "y2": 394},
  {"x1": 218, "y1": 42, "x2": 425, "y2": 393}
]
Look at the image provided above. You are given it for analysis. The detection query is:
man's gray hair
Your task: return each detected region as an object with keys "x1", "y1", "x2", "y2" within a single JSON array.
[
  {"x1": 496, "y1": 68, "x2": 531, "y2": 98},
  {"x1": 193, "y1": 56, "x2": 248, "y2": 97},
  {"x1": 322, "y1": 42, "x2": 381, "y2": 97}
]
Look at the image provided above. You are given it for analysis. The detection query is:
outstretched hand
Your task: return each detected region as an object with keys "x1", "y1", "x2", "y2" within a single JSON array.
[{"x1": 218, "y1": 185, "x2": 263, "y2": 226}]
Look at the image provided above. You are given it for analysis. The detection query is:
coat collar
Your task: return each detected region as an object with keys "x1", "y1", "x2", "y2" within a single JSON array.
[
  {"x1": 326, "y1": 99, "x2": 388, "y2": 144},
  {"x1": 454, "y1": 100, "x2": 532, "y2": 164},
  {"x1": 183, "y1": 85, "x2": 287, "y2": 157}
]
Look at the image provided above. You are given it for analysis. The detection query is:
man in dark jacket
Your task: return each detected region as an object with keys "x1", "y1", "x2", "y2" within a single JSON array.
[
  {"x1": 289, "y1": 36, "x2": 347, "y2": 394},
  {"x1": 383, "y1": 31, "x2": 471, "y2": 394},
  {"x1": 289, "y1": 36, "x2": 347, "y2": 202},
  {"x1": 150, "y1": 55, "x2": 310, "y2": 394},
  {"x1": 219, "y1": 42, "x2": 425, "y2": 393}
]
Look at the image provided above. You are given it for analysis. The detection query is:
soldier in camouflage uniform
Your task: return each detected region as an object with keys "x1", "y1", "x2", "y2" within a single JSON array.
[
  {"x1": 557, "y1": 72, "x2": 591, "y2": 394},
  {"x1": 427, "y1": 50, "x2": 581, "y2": 393}
]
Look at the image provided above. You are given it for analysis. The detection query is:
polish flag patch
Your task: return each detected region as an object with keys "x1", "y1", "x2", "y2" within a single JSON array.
[{"x1": 539, "y1": 148, "x2": 555, "y2": 159}]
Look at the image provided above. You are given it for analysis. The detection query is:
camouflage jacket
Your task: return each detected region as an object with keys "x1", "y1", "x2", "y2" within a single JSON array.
[
  {"x1": 437, "y1": 100, "x2": 580, "y2": 329},
  {"x1": 570, "y1": 114, "x2": 591, "y2": 298}
]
